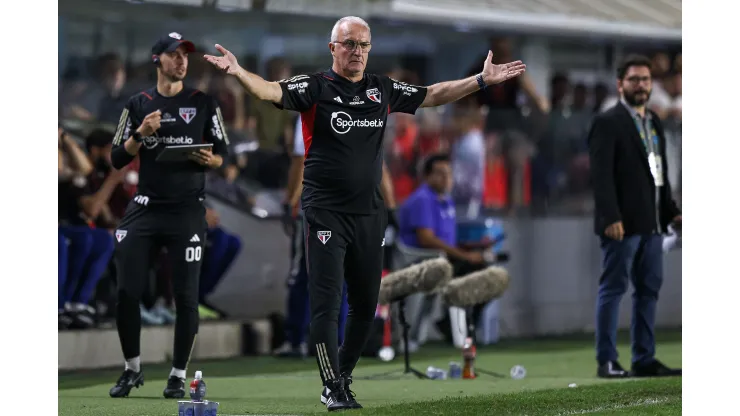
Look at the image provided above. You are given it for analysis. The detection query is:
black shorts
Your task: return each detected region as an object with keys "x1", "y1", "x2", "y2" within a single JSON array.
[
  {"x1": 303, "y1": 206, "x2": 387, "y2": 319},
  {"x1": 114, "y1": 200, "x2": 207, "y2": 302}
]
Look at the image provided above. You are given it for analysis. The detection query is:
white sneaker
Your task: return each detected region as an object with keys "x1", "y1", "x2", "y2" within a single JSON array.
[
  {"x1": 152, "y1": 305, "x2": 176, "y2": 324},
  {"x1": 140, "y1": 305, "x2": 165, "y2": 325}
]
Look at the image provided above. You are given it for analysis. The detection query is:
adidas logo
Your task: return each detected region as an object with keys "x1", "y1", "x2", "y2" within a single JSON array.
[
  {"x1": 190, "y1": 234, "x2": 200, "y2": 243},
  {"x1": 326, "y1": 396, "x2": 335, "y2": 406},
  {"x1": 334, "y1": 96, "x2": 342, "y2": 103},
  {"x1": 133, "y1": 195, "x2": 149, "y2": 206}
]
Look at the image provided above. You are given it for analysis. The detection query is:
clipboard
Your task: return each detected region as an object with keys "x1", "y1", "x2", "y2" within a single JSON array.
[{"x1": 155, "y1": 143, "x2": 213, "y2": 163}]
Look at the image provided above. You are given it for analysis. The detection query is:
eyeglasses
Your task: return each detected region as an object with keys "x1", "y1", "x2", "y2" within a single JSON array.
[
  {"x1": 333, "y1": 40, "x2": 372, "y2": 52},
  {"x1": 625, "y1": 76, "x2": 651, "y2": 84}
]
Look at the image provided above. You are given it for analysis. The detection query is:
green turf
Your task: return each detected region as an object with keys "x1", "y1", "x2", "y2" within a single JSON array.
[{"x1": 59, "y1": 330, "x2": 681, "y2": 415}]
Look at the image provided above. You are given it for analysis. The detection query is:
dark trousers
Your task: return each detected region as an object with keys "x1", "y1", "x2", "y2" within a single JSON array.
[
  {"x1": 303, "y1": 206, "x2": 387, "y2": 384},
  {"x1": 199, "y1": 227, "x2": 242, "y2": 299},
  {"x1": 114, "y1": 201, "x2": 207, "y2": 370},
  {"x1": 596, "y1": 234, "x2": 663, "y2": 366},
  {"x1": 285, "y1": 217, "x2": 348, "y2": 348},
  {"x1": 58, "y1": 226, "x2": 115, "y2": 310}
]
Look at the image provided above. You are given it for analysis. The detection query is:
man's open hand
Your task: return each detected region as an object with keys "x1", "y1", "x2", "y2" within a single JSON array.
[
  {"x1": 481, "y1": 50, "x2": 527, "y2": 85},
  {"x1": 204, "y1": 44, "x2": 241, "y2": 76}
]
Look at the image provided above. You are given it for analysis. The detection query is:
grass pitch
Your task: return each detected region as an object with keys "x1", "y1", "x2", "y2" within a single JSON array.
[{"x1": 59, "y1": 330, "x2": 681, "y2": 415}]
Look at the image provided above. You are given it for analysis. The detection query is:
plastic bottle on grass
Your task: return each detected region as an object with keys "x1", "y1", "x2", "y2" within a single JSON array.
[
  {"x1": 189, "y1": 370, "x2": 207, "y2": 402},
  {"x1": 462, "y1": 337, "x2": 476, "y2": 379}
]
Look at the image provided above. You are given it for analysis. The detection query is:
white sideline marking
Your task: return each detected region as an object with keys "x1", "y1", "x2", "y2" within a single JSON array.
[{"x1": 557, "y1": 397, "x2": 671, "y2": 415}]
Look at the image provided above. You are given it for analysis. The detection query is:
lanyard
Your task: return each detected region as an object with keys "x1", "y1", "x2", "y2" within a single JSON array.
[{"x1": 632, "y1": 115, "x2": 659, "y2": 152}]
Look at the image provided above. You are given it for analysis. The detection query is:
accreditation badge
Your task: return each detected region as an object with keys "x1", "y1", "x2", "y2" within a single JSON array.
[{"x1": 648, "y1": 152, "x2": 664, "y2": 186}]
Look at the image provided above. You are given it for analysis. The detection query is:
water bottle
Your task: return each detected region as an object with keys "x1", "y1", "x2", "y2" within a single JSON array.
[
  {"x1": 510, "y1": 365, "x2": 527, "y2": 380},
  {"x1": 462, "y1": 337, "x2": 476, "y2": 379},
  {"x1": 189, "y1": 371, "x2": 207, "y2": 402},
  {"x1": 426, "y1": 366, "x2": 447, "y2": 380},
  {"x1": 448, "y1": 362, "x2": 462, "y2": 379}
]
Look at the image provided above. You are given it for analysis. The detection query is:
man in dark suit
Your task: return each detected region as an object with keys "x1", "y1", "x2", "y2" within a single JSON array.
[{"x1": 588, "y1": 55, "x2": 682, "y2": 379}]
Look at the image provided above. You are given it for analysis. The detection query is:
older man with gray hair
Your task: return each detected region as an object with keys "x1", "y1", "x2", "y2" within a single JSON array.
[{"x1": 205, "y1": 16, "x2": 526, "y2": 411}]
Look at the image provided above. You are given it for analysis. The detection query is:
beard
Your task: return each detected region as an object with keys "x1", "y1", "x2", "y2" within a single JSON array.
[
  {"x1": 623, "y1": 88, "x2": 651, "y2": 106},
  {"x1": 163, "y1": 68, "x2": 186, "y2": 82}
]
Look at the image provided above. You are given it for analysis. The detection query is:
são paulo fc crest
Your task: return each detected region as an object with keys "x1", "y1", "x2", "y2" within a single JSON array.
[
  {"x1": 317, "y1": 231, "x2": 331, "y2": 245},
  {"x1": 115, "y1": 229, "x2": 127, "y2": 243},
  {"x1": 366, "y1": 88, "x2": 381, "y2": 103},
  {"x1": 179, "y1": 107, "x2": 196, "y2": 124}
]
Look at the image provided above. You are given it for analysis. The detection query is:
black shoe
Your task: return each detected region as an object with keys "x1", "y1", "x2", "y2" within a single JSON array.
[
  {"x1": 68, "y1": 310, "x2": 96, "y2": 329},
  {"x1": 629, "y1": 359, "x2": 681, "y2": 377},
  {"x1": 58, "y1": 312, "x2": 74, "y2": 330},
  {"x1": 597, "y1": 361, "x2": 629, "y2": 378},
  {"x1": 66, "y1": 304, "x2": 97, "y2": 330},
  {"x1": 340, "y1": 373, "x2": 362, "y2": 409},
  {"x1": 163, "y1": 376, "x2": 186, "y2": 399},
  {"x1": 109, "y1": 369, "x2": 144, "y2": 398},
  {"x1": 322, "y1": 378, "x2": 354, "y2": 412}
]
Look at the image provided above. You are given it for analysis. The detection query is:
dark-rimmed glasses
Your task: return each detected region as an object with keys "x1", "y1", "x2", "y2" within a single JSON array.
[{"x1": 333, "y1": 40, "x2": 372, "y2": 52}]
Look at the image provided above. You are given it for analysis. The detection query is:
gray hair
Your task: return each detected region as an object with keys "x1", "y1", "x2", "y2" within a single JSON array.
[{"x1": 330, "y1": 16, "x2": 371, "y2": 42}]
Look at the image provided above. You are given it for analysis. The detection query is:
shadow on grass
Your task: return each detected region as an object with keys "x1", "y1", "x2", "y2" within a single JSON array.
[{"x1": 59, "y1": 328, "x2": 681, "y2": 390}]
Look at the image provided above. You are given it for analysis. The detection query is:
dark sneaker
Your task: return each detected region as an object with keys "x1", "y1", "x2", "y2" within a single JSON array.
[
  {"x1": 597, "y1": 361, "x2": 629, "y2": 378},
  {"x1": 109, "y1": 369, "x2": 144, "y2": 398},
  {"x1": 322, "y1": 378, "x2": 354, "y2": 412},
  {"x1": 59, "y1": 312, "x2": 74, "y2": 330},
  {"x1": 629, "y1": 359, "x2": 681, "y2": 377},
  {"x1": 163, "y1": 376, "x2": 186, "y2": 399},
  {"x1": 340, "y1": 373, "x2": 362, "y2": 409}
]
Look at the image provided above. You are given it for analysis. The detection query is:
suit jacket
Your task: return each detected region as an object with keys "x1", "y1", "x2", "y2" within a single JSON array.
[{"x1": 587, "y1": 103, "x2": 680, "y2": 236}]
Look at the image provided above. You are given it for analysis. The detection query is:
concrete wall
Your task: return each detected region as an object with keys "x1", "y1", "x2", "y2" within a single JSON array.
[
  {"x1": 495, "y1": 218, "x2": 681, "y2": 337},
  {"x1": 205, "y1": 198, "x2": 290, "y2": 320},
  {"x1": 58, "y1": 321, "x2": 248, "y2": 371}
]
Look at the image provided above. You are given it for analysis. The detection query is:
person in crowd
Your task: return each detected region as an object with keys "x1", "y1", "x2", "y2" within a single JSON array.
[
  {"x1": 58, "y1": 125, "x2": 116, "y2": 329},
  {"x1": 245, "y1": 57, "x2": 295, "y2": 188},
  {"x1": 199, "y1": 206, "x2": 242, "y2": 318},
  {"x1": 449, "y1": 99, "x2": 486, "y2": 217},
  {"x1": 397, "y1": 153, "x2": 495, "y2": 349},
  {"x1": 95, "y1": 54, "x2": 132, "y2": 125}
]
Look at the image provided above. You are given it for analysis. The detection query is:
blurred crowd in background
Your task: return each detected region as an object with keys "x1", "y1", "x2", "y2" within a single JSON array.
[
  {"x1": 59, "y1": 37, "x2": 682, "y2": 219},
  {"x1": 58, "y1": 10, "x2": 681, "y2": 333}
]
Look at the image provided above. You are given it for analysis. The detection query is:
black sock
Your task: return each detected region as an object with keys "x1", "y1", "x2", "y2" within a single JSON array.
[{"x1": 116, "y1": 290, "x2": 141, "y2": 360}]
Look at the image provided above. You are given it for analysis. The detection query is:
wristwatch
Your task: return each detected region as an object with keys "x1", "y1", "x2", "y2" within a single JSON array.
[
  {"x1": 476, "y1": 73, "x2": 487, "y2": 90},
  {"x1": 132, "y1": 131, "x2": 144, "y2": 143}
]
